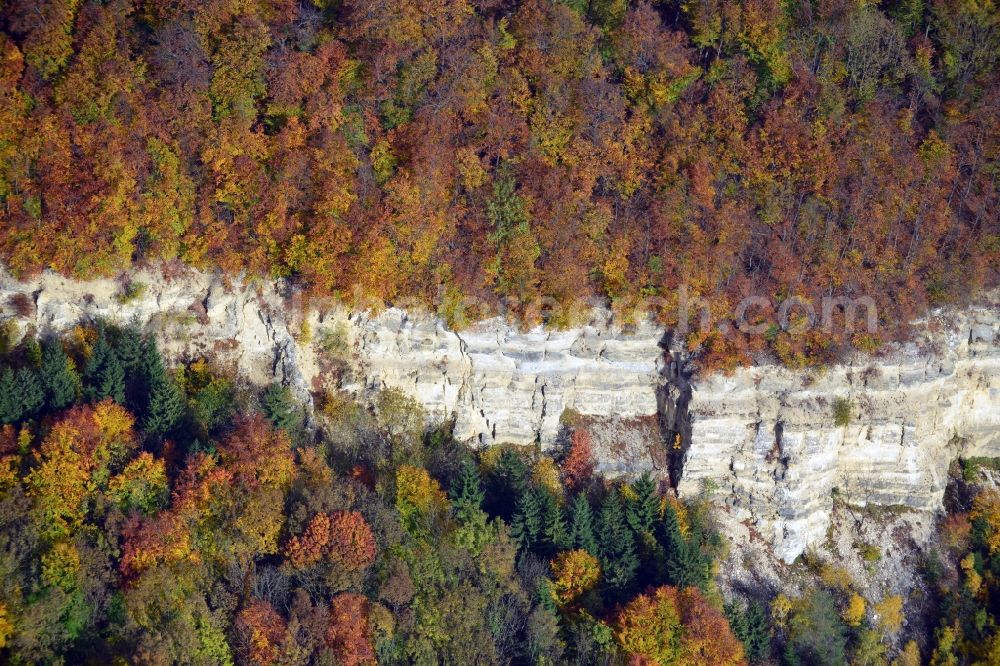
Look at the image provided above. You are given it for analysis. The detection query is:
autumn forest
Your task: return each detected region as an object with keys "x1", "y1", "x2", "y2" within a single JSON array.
[
  {"x1": 1, "y1": 0, "x2": 999, "y2": 369},
  {"x1": 2, "y1": 0, "x2": 1000, "y2": 664}
]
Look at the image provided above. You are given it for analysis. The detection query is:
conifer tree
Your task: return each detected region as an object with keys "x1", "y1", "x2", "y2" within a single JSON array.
[
  {"x1": 0, "y1": 368, "x2": 19, "y2": 424},
  {"x1": 487, "y1": 448, "x2": 530, "y2": 519},
  {"x1": 114, "y1": 324, "x2": 145, "y2": 409},
  {"x1": 511, "y1": 486, "x2": 543, "y2": 551},
  {"x1": 658, "y1": 500, "x2": 684, "y2": 583},
  {"x1": 783, "y1": 640, "x2": 802, "y2": 666},
  {"x1": 140, "y1": 338, "x2": 165, "y2": 387},
  {"x1": 144, "y1": 371, "x2": 184, "y2": 438},
  {"x1": 658, "y1": 500, "x2": 684, "y2": 559},
  {"x1": 451, "y1": 460, "x2": 494, "y2": 555},
  {"x1": 541, "y1": 491, "x2": 571, "y2": 553},
  {"x1": 40, "y1": 339, "x2": 79, "y2": 411},
  {"x1": 569, "y1": 494, "x2": 598, "y2": 556},
  {"x1": 138, "y1": 338, "x2": 183, "y2": 437},
  {"x1": 451, "y1": 460, "x2": 485, "y2": 523},
  {"x1": 726, "y1": 601, "x2": 770, "y2": 662},
  {"x1": 96, "y1": 353, "x2": 125, "y2": 404},
  {"x1": 83, "y1": 329, "x2": 111, "y2": 384},
  {"x1": 626, "y1": 471, "x2": 659, "y2": 536},
  {"x1": 262, "y1": 383, "x2": 304, "y2": 435},
  {"x1": 597, "y1": 491, "x2": 638, "y2": 594},
  {"x1": 0, "y1": 366, "x2": 45, "y2": 424},
  {"x1": 113, "y1": 324, "x2": 144, "y2": 374},
  {"x1": 84, "y1": 331, "x2": 125, "y2": 403},
  {"x1": 16, "y1": 367, "x2": 44, "y2": 419},
  {"x1": 24, "y1": 337, "x2": 41, "y2": 367},
  {"x1": 500, "y1": 449, "x2": 530, "y2": 491},
  {"x1": 658, "y1": 502, "x2": 709, "y2": 589},
  {"x1": 726, "y1": 600, "x2": 748, "y2": 645}
]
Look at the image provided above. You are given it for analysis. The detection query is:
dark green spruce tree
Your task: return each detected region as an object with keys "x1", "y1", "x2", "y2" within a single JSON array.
[
  {"x1": 510, "y1": 486, "x2": 543, "y2": 551},
  {"x1": 96, "y1": 353, "x2": 126, "y2": 404},
  {"x1": 486, "y1": 448, "x2": 530, "y2": 519},
  {"x1": 597, "y1": 491, "x2": 638, "y2": 595},
  {"x1": 626, "y1": 471, "x2": 660, "y2": 535},
  {"x1": 569, "y1": 493, "x2": 598, "y2": 556},
  {"x1": 141, "y1": 339, "x2": 183, "y2": 437},
  {"x1": 113, "y1": 324, "x2": 145, "y2": 410},
  {"x1": 40, "y1": 338, "x2": 79, "y2": 411},
  {"x1": 451, "y1": 459, "x2": 486, "y2": 523},
  {"x1": 139, "y1": 338, "x2": 166, "y2": 398},
  {"x1": 658, "y1": 501, "x2": 710, "y2": 589},
  {"x1": 84, "y1": 331, "x2": 125, "y2": 403},
  {"x1": 262, "y1": 383, "x2": 304, "y2": 435},
  {"x1": 628, "y1": 472, "x2": 667, "y2": 582},
  {"x1": 23, "y1": 337, "x2": 41, "y2": 367},
  {"x1": 113, "y1": 324, "x2": 144, "y2": 374},
  {"x1": 541, "y1": 491, "x2": 571, "y2": 553},
  {"x1": 16, "y1": 367, "x2": 44, "y2": 420},
  {"x1": 82, "y1": 329, "x2": 110, "y2": 385},
  {"x1": 0, "y1": 367, "x2": 18, "y2": 424},
  {"x1": 0, "y1": 366, "x2": 45, "y2": 424},
  {"x1": 726, "y1": 601, "x2": 770, "y2": 662}
]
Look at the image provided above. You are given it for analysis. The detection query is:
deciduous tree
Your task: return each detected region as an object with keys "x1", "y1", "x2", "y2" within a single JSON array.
[
  {"x1": 550, "y1": 549, "x2": 600, "y2": 606},
  {"x1": 562, "y1": 429, "x2": 595, "y2": 491},
  {"x1": 326, "y1": 593, "x2": 375, "y2": 666}
]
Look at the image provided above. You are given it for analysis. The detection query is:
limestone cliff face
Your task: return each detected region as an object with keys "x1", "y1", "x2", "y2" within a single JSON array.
[
  {"x1": 346, "y1": 308, "x2": 666, "y2": 448},
  {"x1": 2, "y1": 267, "x2": 999, "y2": 562},
  {"x1": 0, "y1": 267, "x2": 667, "y2": 449},
  {"x1": 674, "y1": 305, "x2": 1000, "y2": 561},
  {"x1": 0, "y1": 269, "x2": 314, "y2": 405}
]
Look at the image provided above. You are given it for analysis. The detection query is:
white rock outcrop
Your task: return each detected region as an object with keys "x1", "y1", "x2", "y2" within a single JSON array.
[
  {"x1": 2, "y1": 266, "x2": 999, "y2": 562},
  {"x1": 347, "y1": 309, "x2": 666, "y2": 447},
  {"x1": 0, "y1": 268, "x2": 314, "y2": 406},
  {"x1": 0, "y1": 268, "x2": 667, "y2": 449},
  {"x1": 676, "y1": 305, "x2": 1000, "y2": 561}
]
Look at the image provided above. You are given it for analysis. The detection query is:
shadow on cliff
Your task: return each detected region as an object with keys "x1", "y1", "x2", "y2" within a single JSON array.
[{"x1": 658, "y1": 331, "x2": 692, "y2": 490}]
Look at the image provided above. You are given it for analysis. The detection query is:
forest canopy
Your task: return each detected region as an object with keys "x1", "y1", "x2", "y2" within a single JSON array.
[
  {"x1": 0, "y1": 321, "x2": 753, "y2": 664},
  {"x1": 0, "y1": 313, "x2": 997, "y2": 664},
  {"x1": 1, "y1": 0, "x2": 999, "y2": 368}
]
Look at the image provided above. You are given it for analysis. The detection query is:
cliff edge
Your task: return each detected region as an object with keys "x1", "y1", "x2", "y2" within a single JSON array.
[{"x1": 2, "y1": 266, "x2": 998, "y2": 562}]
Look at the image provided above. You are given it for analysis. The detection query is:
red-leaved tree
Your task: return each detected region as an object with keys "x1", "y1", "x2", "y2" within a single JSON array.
[
  {"x1": 235, "y1": 599, "x2": 287, "y2": 666},
  {"x1": 562, "y1": 429, "x2": 595, "y2": 491},
  {"x1": 284, "y1": 511, "x2": 376, "y2": 571},
  {"x1": 326, "y1": 593, "x2": 375, "y2": 666}
]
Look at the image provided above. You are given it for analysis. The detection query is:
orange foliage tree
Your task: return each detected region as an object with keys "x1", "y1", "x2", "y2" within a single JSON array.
[
  {"x1": 561, "y1": 429, "x2": 595, "y2": 491},
  {"x1": 326, "y1": 593, "x2": 376, "y2": 666},
  {"x1": 26, "y1": 400, "x2": 137, "y2": 539},
  {"x1": 217, "y1": 413, "x2": 296, "y2": 490},
  {"x1": 284, "y1": 510, "x2": 377, "y2": 571},
  {"x1": 1, "y1": 0, "x2": 996, "y2": 370},
  {"x1": 119, "y1": 451, "x2": 232, "y2": 579},
  {"x1": 236, "y1": 599, "x2": 287, "y2": 666},
  {"x1": 550, "y1": 549, "x2": 601, "y2": 607},
  {"x1": 614, "y1": 585, "x2": 746, "y2": 666}
]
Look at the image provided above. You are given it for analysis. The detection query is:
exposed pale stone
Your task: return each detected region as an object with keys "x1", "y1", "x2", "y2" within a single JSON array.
[
  {"x1": 345, "y1": 309, "x2": 666, "y2": 448},
  {"x1": 676, "y1": 305, "x2": 1000, "y2": 561},
  {"x1": 0, "y1": 268, "x2": 315, "y2": 408},
  {"x1": 2, "y1": 266, "x2": 999, "y2": 563}
]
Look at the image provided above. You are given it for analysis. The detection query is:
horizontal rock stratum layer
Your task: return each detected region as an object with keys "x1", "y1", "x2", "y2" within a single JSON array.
[
  {"x1": 0, "y1": 267, "x2": 668, "y2": 452},
  {"x1": 347, "y1": 308, "x2": 666, "y2": 448},
  {"x1": 2, "y1": 267, "x2": 998, "y2": 562},
  {"x1": 675, "y1": 305, "x2": 1000, "y2": 561}
]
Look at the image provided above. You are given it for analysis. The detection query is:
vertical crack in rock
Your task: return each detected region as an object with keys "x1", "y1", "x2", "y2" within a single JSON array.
[
  {"x1": 659, "y1": 346, "x2": 692, "y2": 488},
  {"x1": 538, "y1": 382, "x2": 547, "y2": 444}
]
